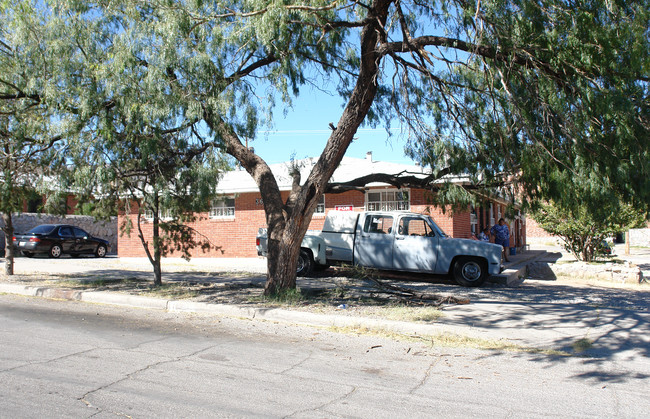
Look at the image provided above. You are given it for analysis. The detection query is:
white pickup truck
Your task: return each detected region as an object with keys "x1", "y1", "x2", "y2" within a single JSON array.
[{"x1": 257, "y1": 210, "x2": 504, "y2": 287}]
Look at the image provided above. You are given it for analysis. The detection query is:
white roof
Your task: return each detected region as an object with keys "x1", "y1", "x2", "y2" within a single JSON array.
[{"x1": 216, "y1": 156, "x2": 433, "y2": 194}]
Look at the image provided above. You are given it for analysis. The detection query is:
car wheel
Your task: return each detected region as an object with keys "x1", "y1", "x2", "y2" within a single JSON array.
[
  {"x1": 95, "y1": 244, "x2": 107, "y2": 258},
  {"x1": 297, "y1": 249, "x2": 314, "y2": 277},
  {"x1": 22, "y1": 251, "x2": 34, "y2": 258},
  {"x1": 49, "y1": 244, "x2": 62, "y2": 259},
  {"x1": 453, "y1": 257, "x2": 487, "y2": 287}
]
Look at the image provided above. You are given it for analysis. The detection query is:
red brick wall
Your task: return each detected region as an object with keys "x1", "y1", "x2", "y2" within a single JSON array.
[
  {"x1": 526, "y1": 217, "x2": 551, "y2": 238},
  {"x1": 117, "y1": 188, "x2": 521, "y2": 258}
]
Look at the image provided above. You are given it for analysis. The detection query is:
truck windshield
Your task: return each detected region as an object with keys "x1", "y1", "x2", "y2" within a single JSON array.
[{"x1": 426, "y1": 217, "x2": 448, "y2": 237}]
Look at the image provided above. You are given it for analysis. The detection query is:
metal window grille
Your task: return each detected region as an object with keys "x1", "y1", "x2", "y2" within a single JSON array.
[
  {"x1": 210, "y1": 197, "x2": 235, "y2": 218},
  {"x1": 365, "y1": 190, "x2": 410, "y2": 211}
]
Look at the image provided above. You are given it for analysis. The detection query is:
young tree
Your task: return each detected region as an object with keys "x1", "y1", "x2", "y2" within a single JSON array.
[
  {"x1": 533, "y1": 201, "x2": 646, "y2": 262},
  {"x1": 69, "y1": 123, "x2": 229, "y2": 286},
  {"x1": 63, "y1": 55, "x2": 230, "y2": 285},
  {"x1": 50, "y1": 0, "x2": 648, "y2": 296}
]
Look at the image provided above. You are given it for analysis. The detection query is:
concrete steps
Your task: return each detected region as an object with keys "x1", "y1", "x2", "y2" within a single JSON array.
[{"x1": 488, "y1": 249, "x2": 548, "y2": 286}]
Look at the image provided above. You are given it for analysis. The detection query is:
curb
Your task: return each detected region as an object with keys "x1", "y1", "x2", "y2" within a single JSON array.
[{"x1": 0, "y1": 283, "x2": 503, "y2": 342}]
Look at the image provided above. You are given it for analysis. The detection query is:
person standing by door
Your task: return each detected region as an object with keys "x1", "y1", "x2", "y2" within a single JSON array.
[{"x1": 491, "y1": 218, "x2": 511, "y2": 262}]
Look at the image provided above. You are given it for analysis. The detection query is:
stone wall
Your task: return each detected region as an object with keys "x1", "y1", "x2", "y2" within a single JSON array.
[
  {"x1": 1, "y1": 213, "x2": 118, "y2": 254},
  {"x1": 527, "y1": 261, "x2": 643, "y2": 284},
  {"x1": 630, "y1": 228, "x2": 650, "y2": 247}
]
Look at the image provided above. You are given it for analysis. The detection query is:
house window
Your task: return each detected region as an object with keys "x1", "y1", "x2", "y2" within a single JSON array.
[
  {"x1": 210, "y1": 197, "x2": 235, "y2": 218},
  {"x1": 144, "y1": 208, "x2": 173, "y2": 221},
  {"x1": 365, "y1": 189, "x2": 410, "y2": 211},
  {"x1": 470, "y1": 205, "x2": 478, "y2": 234},
  {"x1": 315, "y1": 195, "x2": 325, "y2": 214}
]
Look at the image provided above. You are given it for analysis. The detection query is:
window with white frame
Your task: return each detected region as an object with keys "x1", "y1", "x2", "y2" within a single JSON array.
[
  {"x1": 489, "y1": 205, "x2": 495, "y2": 227},
  {"x1": 470, "y1": 205, "x2": 478, "y2": 234},
  {"x1": 210, "y1": 196, "x2": 235, "y2": 218},
  {"x1": 315, "y1": 195, "x2": 325, "y2": 214},
  {"x1": 144, "y1": 208, "x2": 173, "y2": 221},
  {"x1": 365, "y1": 189, "x2": 410, "y2": 211}
]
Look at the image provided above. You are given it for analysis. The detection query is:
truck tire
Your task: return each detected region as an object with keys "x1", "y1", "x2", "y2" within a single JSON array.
[
  {"x1": 453, "y1": 257, "x2": 487, "y2": 287},
  {"x1": 297, "y1": 249, "x2": 314, "y2": 277}
]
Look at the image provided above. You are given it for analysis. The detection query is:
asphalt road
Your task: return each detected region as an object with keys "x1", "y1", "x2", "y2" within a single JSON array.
[{"x1": 1, "y1": 294, "x2": 649, "y2": 418}]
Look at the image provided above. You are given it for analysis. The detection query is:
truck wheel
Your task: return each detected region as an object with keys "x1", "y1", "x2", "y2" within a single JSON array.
[
  {"x1": 297, "y1": 249, "x2": 314, "y2": 277},
  {"x1": 453, "y1": 257, "x2": 487, "y2": 287},
  {"x1": 49, "y1": 244, "x2": 62, "y2": 259}
]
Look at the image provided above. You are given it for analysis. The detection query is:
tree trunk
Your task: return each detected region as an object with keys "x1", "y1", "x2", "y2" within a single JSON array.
[
  {"x1": 263, "y1": 208, "x2": 315, "y2": 295},
  {"x1": 152, "y1": 212, "x2": 162, "y2": 287},
  {"x1": 135, "y1": 192, "x2": 163, "y2": 287},
  {"x1": 264, "y1": 232, "x2": 301, "y2": 295},
  {"x1": 2, "y1": 213, "x2": 14, "y2": 275},
  {"x1": 151, "y1": 190, "x2": 163, "y2": 286}
]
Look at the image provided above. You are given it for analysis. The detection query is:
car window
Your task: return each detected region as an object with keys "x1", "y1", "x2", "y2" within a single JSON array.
[
  {"x1": 363, "y1": 215, "x2": 394, "y2": 234},
  {"x1": 398, "y1": 217, "x2": 433, "y2": 237},
  {"x1": 426, "y1": 217, "x2": 448, "y2": 237},
  {"x1": 27, "y1": 225, "x2": 56, "y2": 234},
  {"x1": 58, "y1": 226, "x2": 74, "y2": 237},
  {"x1": 73, "y1": 227, "x2": 88, "y2": 239}
]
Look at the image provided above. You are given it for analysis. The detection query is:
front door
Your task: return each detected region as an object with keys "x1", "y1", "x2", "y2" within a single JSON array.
[
  {"x1": 392, "y1": 216, "x2": 439, "y2": 272},
  {"x1": 354, "y1": 214, "x2": 395, "y2": 270},
  {"x1": 73, "y1": 227, "x2": 93, "y2": 253}
]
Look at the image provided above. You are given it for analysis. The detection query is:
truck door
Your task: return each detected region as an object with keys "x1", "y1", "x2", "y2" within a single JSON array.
[
  {"x1": 354, "y1": 214, "x2": 394, "y2": 269},
  {"x1": 393, "y1": 216, "x2": 439, "y2": 272}
]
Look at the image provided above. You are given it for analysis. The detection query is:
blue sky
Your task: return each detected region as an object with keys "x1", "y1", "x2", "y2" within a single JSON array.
[{"x1": 248, "y1": 87, "x2": 415, "y2": 165}]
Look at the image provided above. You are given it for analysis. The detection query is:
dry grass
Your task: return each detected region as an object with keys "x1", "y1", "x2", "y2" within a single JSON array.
[
  {"x1": 327, "y1": 325, "x2": 570, "y2": 356},
  {"x1": 376, "y1": 305, "x2": 443, "y2": 322}
]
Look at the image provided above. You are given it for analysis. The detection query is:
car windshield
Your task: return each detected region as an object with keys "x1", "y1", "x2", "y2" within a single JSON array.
[
  {"x1": 425, "y1": 217, "x2": 448, "y2": 238},
  {"x1": 27, "y1": 225, "x2": 56, "y2": 234}
]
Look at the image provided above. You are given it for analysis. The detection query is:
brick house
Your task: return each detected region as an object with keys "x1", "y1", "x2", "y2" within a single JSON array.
[{"x1": 117, "y1": 153, "x2": 526, "y2": 258}]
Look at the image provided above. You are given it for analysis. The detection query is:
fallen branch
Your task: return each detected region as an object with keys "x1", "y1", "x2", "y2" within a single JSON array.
[{"x1": 369, "y1": 278, "x2": 470, "y2": 306}]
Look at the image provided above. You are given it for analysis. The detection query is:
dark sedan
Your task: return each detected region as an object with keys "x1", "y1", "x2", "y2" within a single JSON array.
[{"x1": 13, "y1": 224, "x2": 110, "y2": 258}]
